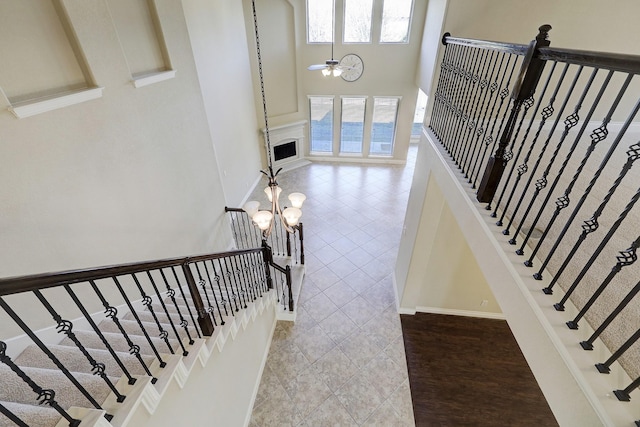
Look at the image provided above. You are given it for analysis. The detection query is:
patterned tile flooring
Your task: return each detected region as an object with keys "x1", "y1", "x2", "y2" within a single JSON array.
[{"x1": 249, "y1": 146, "x2": 417, "y2": 426}]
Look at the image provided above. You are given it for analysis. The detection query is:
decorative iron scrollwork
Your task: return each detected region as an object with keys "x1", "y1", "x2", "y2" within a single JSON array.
[
  {"x1": 91, "y1": 363, "x2": 106, "y2": 376},
  {"x1": 142, "y1": 296, "x2": 152, "y2": 307},
  {"x1": 105, "y1": 306, "x2": 118, "y2": 319},
  {"x1": 555, "y1": 195, "x2": 570, "y2": 209},
  {"x1": 167, "y1": 289, "x2": 176, "y2": 298},
  {"x1": 581, "y1": 217, "x2": 599, "y2": 234},
  {"x1": 129, "y1": 345, "x2": 141, "y2": 356},
  {"x1": 590, "y1": 125, "x2": 608, "y2": 144},
  {"x1": 37, "y1": 389, "x2": 56, "y2": 406}
]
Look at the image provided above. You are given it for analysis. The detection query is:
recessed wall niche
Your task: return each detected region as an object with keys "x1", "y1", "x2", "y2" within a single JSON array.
[
  {"x1": 106, "y1": 0, "x2": 175, "y2": 87},
  {"x1": 0, "y1": 0, "x2": 100, "y2": 117}
]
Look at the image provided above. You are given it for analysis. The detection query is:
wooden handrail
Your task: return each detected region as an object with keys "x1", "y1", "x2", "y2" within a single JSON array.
[{"x1": 0, "y1": 248, "x2": 263, "y2": 297}]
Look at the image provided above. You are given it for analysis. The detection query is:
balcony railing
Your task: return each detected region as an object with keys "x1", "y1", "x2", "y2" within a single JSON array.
[{"x1": 429, "y1": 24, "x2": 640, "y2": 416}]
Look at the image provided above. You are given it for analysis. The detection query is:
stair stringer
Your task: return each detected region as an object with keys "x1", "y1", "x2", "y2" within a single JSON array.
[{"x1": 102, "y1": 289, "x2": 278, "y2": 427}]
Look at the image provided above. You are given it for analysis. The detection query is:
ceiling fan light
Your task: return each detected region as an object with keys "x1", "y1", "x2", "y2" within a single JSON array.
[
  {"x1": 333, "y1": 67, "x2": 343, "y2": 77},
  {"x1": 322, "y1": 68, "x2": 331, "y2": 77}
]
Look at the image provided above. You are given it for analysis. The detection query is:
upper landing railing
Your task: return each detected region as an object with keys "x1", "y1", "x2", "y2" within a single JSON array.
[{"x1": 429, "y1": 24, "x2": 640, "y2": 411}]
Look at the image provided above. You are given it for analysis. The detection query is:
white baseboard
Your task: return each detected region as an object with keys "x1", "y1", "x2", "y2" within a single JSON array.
[{"x1": 400, "y1": 305, "x2": 506, "y2": 320}]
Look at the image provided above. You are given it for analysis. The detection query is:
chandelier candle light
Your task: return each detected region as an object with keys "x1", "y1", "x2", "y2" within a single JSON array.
[{"x1": 245, "y1": 0, "x2": 306, "y2": 237}]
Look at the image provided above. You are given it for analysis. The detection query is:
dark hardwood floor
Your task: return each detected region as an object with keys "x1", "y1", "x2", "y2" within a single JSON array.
[{"x1": 401, "y1": 313, "x2": 558, "y2": 427}]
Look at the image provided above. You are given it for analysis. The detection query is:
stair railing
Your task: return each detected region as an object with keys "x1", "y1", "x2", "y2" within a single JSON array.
[
  {"x1": 226, "y1": 206, "x2": 304, "y2": 312},
  {"x1": 0, "y1": 247, "x2": 271, "y2": 425},
  {"x1": 429, "y1": 24, "x2": 640, "y2": 409}
]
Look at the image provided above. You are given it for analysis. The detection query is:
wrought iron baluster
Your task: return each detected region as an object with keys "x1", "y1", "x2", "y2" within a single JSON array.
[
  {"x1": 207, "y1": 259, "x2": 229, "y2": 319},
  {"x1": 506, "y1": 64, "x2": 582, "y2": 242},
  {"x1": 146, "y1": 271, "x2": 188, "y2": 356},
  {"x1": 477, "y1": 25, "x2": 552, "y2": 205},
  {"x1": 193, "y1": 262, "x2": 221, "y2": 325},
  {"x1": 0, "y1": 401, "x2": 29, "y2": 427},
  {"x1": 456, "y1": 48, "x2": 489, "y2": 172},
  {"x1": 32, "y1": 290, "x2": 126, "y2": 402},
  {"x1": 202, "y1": 260, "x2": 227, "y2": 320},
  {"x1": 439, "y1": 43, "x2": 463, "y2": 145},
  {"x1": 614, "y1": 375, "x2": 640, "y2": 402},
  {"x1": 444, "y1": 45, "x2": 473, "y2": 155},
  {"x1": 581, "y1": 239, "x2": 640, "y2": 350},
  {"x1": 519, "y1": 68, "x2": 602, "y2": 259},
  {"x1": 0, "y1": 299, "x2": 104, "y2": 410},
  {"x1": 497, "y1": 62, "x2": 569, "y2": 233},
  {"x1": 461, "y1": 49, "x2": 496, "y2": 176},
  {"x1": 89, "y1": 280, "x2": 154, "y2": 381},
  {"x1": 161, "y1": 268, "x2": 194, "y2": 344},
  {"x1": 473, "y1": 54, "x2": 519, "y2": 193},
  {"x1": 0, "y1": 342, "x2": 81, "y2": 427},
  {"x1": 243, "y1": 253, "x2": 258, "y2": 302},
  {"x1": 534, "y1": 74, "x2": 635, "y2": 281},
  {"x1": 131, "y1": 273, "x2": 174, "y2": 355},
  {"x1": 230, "y1": 255, "x2": 249, "y2": 309},
  {"x1": 64, "y1": 284, "x2": 136, "y2": 385},
  {"x1": 555, "y1": 177, "x2": 640, "y2": 315},
  {"x1": 181, "y1": 263, "x2": 215, "y2": 336},
  {"x1": 451, "y1": 47, "x2": 482, "y2": 164},
  {"x1": 219, "y1": 257, "x2": 240, "y2": 313},
  {"x1": 429, "y1": 39, "x2": 453, "y2": 140},
  {"x1": 112, "y1": 276, "x2": 167, "y2": 368},
  {"x1": 594, "y1": 326, "x2": 640, "y2": 378},
  {"x1": 170, "y1": 266, "x2": 201, "y2": 339}
]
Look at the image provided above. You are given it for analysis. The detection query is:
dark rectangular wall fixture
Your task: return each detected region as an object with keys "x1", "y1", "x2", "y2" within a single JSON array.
[{"x1": 274, "y1": 141, "x2": 296, "y2": 161}]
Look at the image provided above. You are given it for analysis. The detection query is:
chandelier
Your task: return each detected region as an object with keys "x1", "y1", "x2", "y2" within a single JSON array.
[{"x1": 244, "y1": 0, "x2": 306, "y2": 237}]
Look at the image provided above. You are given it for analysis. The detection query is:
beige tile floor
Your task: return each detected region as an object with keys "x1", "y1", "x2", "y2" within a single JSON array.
[{"x1": 250, "y1": 145, "x2": 417, "y2": 426}]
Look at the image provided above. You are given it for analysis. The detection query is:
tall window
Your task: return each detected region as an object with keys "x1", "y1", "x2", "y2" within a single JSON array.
[
  {"x1": 380, "y1": 0, "x2": 413, "y2": 43},
  {"x1": 307, "y1": 0, "x2": 333, "y2": 43},
  {"x1": 343, "y1": 0, "x2": 373, "y2": 43},
  {"x1": 309, "y1": 97, "x2": 334, "y2": 153},
  {"x1": 370, "y1": 97, "x2": 399, "y2": 155},
  {"x1": 340, "y1": 97, "x2": 366, "y2": 153}
]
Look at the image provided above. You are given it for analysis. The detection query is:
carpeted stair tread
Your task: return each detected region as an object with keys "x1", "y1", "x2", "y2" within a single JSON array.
[
  {"x1": 98, "y1": 318, "x2": 190, "y2": 343},
  {"x1": 0, "y1": 364, "x2": 114, "y2": 410},
  {"x1": 15, "y1": 344, "x2": 154, "y2": 378},
  {"x1": 0, "y1": 400, "x2": 61, "y2": 427},
  {"x1": 60, "y1": 330, "x2": 178, "y2": 358}
]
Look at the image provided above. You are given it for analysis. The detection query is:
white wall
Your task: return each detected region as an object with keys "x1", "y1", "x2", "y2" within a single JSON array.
[
  {"x1": 128, "y1": 305, "x2": 276, "y2": 427},
  {"x1": 0, "y1": 0, "x2": 262, "y2": 336},
  {"x1": 0, "y1": 0, "x2": 262, "y2": 278},
  {"x1": 396, "y1": 136, "x2": 502, "y2": 316},
  {"x1": 182, "y1": 0, "x2": 264, "y2": 208}
]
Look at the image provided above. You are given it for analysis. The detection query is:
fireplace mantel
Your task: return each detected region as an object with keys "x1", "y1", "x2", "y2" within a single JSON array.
[{"x1": 261, "y1": 120, "x2": 310, "y2": 171}]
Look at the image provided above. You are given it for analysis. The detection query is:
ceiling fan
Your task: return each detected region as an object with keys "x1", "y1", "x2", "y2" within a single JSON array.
[
  {"x1": 306, "y1": 0, "x2": 350, "y2": 77},
  {"x1": 307, "y1": 45, "x2": 349, "y2": 77}
]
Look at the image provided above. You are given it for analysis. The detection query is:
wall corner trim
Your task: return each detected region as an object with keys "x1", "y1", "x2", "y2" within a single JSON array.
[
  {"x1": 133, "y1": 70, "x2": 177, "y2": 88},
  {"x1": 8, "y1": 87, "x2": 104, "y2": 119}
]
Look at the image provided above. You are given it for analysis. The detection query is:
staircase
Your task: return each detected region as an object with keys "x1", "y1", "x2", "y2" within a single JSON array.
[{"x1": 0, "y1": 248, "x2": 278, "y2": 426}]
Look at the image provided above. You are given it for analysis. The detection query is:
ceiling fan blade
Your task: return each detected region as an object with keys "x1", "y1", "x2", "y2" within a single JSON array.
[{"x1": 307, "y1": 64, "x2": 329, "y2": 71}]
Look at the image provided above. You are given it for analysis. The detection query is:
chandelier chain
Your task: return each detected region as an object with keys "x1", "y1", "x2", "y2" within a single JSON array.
[{"x1": 251, "y1": 0, "x2": 273, "y2": 169}]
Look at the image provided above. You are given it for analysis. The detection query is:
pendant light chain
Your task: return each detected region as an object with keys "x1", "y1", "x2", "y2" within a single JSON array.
[{"x1": 251, "y1": 0, "x2": 273, "y2": 169}]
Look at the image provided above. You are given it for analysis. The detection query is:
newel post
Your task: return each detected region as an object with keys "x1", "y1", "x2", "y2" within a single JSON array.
[{"x1": 477, "y1": 24, "x2": 552, "y2": 203}]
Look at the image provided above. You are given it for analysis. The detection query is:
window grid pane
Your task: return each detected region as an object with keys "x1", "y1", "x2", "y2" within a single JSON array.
[
  {"x1": 370, "y1": 98, "x2": 398, "y2": 155},
  {"x1": 307, "y1": 0, "x2": 333, "y2": 43},
  {"x1": 343, "y1": 0, "x2": 373, "y2": 43},
  {"x1": 310, "y1": 97, "x2": 334, "y2": 153},
  {"x1": 340, "y1": 97, "x2": 366, "y2": 153},
  {"x1": 380, "y1": 0, "x2": 413, "y2": 43}
]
